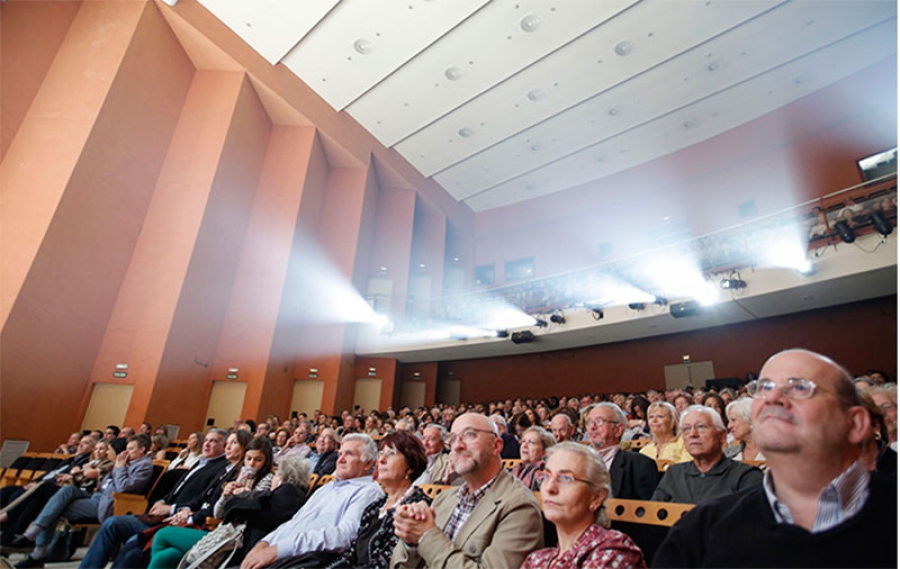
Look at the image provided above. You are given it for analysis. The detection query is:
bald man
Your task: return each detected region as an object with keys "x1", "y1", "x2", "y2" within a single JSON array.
[
  {"x1": 654, "y1": 349, "x2": 897, "y2": 568},
  {"x1": 391, "y1": 413, "x2": 543, "y2": 569}
]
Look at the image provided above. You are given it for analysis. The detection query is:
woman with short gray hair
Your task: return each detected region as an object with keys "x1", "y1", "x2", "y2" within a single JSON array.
[
  {"x1": 510, "y1": 426, "x2": 556, "y2": 490},
  {"x1": 522, "y1": 442, "x2": 645, "y2": 568}
]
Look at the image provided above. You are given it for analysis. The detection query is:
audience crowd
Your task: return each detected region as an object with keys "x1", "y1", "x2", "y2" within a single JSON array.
[{"x1": 1, "y1": 351, "x2": 896, "y2": 568}]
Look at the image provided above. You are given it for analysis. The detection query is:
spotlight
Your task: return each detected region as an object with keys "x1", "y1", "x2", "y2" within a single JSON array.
[
  {"x1": 588, "y1": 306, "x2": 604, "y2": 320},
  {"x1": 534, "y1": 318, "x2": 549, "y2": 328},
  {"x1": 496, "y1": 329, "x2": 509, "y2": 338},
  {"x1": 798, "y1": 262, "x2": 816, "y2": 277},
  {"x1": 670, "y1": 300, "x2": 701, "y2": 318},
  {"x1": 549, "y1": 314, "x2": 566, "y2": 324},
  {"x1": 833, "y1": 220, "x2": 856, "y2": 243},
  {"x1": 870, "y1": 210, "x2": 894, "y2": 236},
  {"x1": 720, "y1": 278, "x2": 747, "y2": 289},
  {"x1": 653, "y1": 296, "x2": 667, "y2": 306},
  {"x1": 511, "y1": 331, "x2": 536, "y2": 344},
  {"x1": 628, "y1": 302, "x2": 645, "y2": 311}
]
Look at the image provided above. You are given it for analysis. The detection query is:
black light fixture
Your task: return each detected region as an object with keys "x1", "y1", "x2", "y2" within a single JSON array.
[
  {"x1": 670, "y1": 300, "x2": 701, "y2": 318},
  {"x1": 628, "y1": 302, "x2": 645, "y2": 311},
  {"x1": 653, "y1": 296, "x2": 667, "y2": 306},
  {"x1": 511, "y1": 331, "x2": 535, "y2": 344},
  {"x1": 550, "y1": 314, "x2": 566, "y2": 324},
  {"x1": 833, "y1": 220, "x2": 856, "y2": 243},
  {"x1": 870, "y1": 210, "x2": 894, "y2": 236},
  {"x1": 534, "y1": 318, "x2": 549, "y2": 328},
  {"x1": 720, "y1": 278, "x2": 747, "y2": 289},
  {"x1": 587, "y1": 306, "x2": 604, "y2": 320},
  {"x1": 496, "y1": 329, "x2": 509, "y2": 338}
]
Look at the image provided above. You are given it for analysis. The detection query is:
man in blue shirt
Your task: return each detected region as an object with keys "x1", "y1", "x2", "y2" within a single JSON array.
[{"x1": 240, "y1": 434, "x2": 383, "y2": 569}]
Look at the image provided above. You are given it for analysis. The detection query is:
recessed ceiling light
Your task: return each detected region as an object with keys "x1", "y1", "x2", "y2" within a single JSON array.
[
  {"x1": 353, "y1": 38, "x2": 374, "y2": 55},
  {"x1": 606, "y1": 107, "x2": 620, "y2": 117},
  {"x1": 527, "y1": 88, "x2": 545, "y2": 101},
  {"x1": 458, "y1": 127, "x2": 474, "y2": 138},
  {"x1": 444, "y1": 66, "x2": 462, "y2": 81},
  {"x1": 614, "y1": 40, "x2": 635, "y2": 56},
  {"x1": 520, "y1": 13, "x2": 541, "y2": 32}
]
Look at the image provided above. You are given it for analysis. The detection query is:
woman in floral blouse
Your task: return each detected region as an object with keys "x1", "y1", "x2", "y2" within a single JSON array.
[
  {"x1": 510, "y1": 426, "x2": 556, "y2": 489},
  {"x1": 521, "y1": 442, "x2": 645, "y2": 569}
]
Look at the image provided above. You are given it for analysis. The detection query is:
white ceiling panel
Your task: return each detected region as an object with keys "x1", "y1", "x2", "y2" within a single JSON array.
[
  {"x1": 196, "y1": 0, "x2": 338, "y2": 64},
  {"x1": 398, "y1": 0, "x2": 784, "y2": 178},
  {"x1": 345, "y1": 0, "x2": 639, "y2": 147},
  {"x1": 464, "y1": 19, "x2": 897, "y2": 211},
  {"x1": 281, "y1": 0, "x2": 490, "y2": 111},
  {"x1": 433, "y1": 0, "x2": 896, "y2": 199}
]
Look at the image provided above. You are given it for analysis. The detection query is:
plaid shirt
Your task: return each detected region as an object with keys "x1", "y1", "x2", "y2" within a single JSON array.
[{"x1": 443, "y1": 475, "x2": 499, "y2": 541}]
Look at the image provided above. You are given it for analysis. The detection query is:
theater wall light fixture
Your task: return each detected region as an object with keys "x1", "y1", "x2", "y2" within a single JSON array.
[
  {"x1": 833, "y1": 220, "x2": 856, "y2": 243},
  {"x1": 720, "y1": 278, "x2": 746, "y2": 289},
  {"x1": 549, "y1": 314, "x2": 566, "y2": 324}
]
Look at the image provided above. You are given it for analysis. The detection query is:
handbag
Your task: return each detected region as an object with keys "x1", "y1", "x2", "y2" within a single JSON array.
[{"x1": 176, "y1": 522, "x2": 246, "y2": 569}]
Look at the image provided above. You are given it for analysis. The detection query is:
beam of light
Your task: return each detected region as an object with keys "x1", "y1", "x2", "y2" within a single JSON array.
[
  {"x1": 637, "y1": 253, "x2": 721, "y2": 306},
  {"x1": 580, "y1": 274, "x2": 656, "y2": 307},
  {"x1": 756, "y1": 225, "x2": 814, "y2": 273}
]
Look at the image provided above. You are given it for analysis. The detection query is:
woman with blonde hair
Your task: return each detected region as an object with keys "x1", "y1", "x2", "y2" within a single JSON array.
[{"x1": 639, "y1": 402, "x2": 690, "y2": 463}]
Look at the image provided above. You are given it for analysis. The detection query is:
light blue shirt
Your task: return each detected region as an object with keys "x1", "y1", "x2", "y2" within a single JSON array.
[
  {"x1": 263, "y1": 474, "x2": 384, "y2": 559},
  {"x1": 763, "y1": 459, "x2": 870, "y2": 533}
]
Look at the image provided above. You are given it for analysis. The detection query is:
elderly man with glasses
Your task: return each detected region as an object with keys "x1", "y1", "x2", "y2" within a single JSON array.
[
  {"x1": 585, "y1": 402, "x2": 659, "y2": 499},
  {"x1": 391, "y1": 413, "x2": 543, "y2": 569},
  {"x1": 651, "y1": 405, "x2": 762, "y2": 504},
  {"x1": 653, "y1": 349, "x2": 897, "y2": 568}
]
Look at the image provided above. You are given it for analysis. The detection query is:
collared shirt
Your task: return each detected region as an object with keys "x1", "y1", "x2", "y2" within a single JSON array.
[
  {"x1": 443, "y1": 475, "x2": 498, "y2": 541},
  {"x1": 263, "y1": 474, "x2": 384, "y2": 559},
  {"x1": 596, "y1": 444, "x2": 619, "y2": 472},
  {"x1": 651, "y1": 455, "x2": 763, "y2": 504},
  {"x1": 763, "y1": 459, "x2": 870, "y2": 533}
]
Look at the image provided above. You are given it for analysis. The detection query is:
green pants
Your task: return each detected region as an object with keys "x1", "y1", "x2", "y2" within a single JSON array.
[{"x1": 147, "y1": 526, "x2": 208, "y2": 569}]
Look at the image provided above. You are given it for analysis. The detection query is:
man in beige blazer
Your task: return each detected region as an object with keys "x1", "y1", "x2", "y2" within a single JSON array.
[{"x1": 391, "y1": 413, "x2": 543, "y2": 568}]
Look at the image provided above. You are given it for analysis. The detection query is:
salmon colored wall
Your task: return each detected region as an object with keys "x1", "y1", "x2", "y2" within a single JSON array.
[
  {"x1": 144, "y1": 75, "x2": 271, "y2": 431},
  {"x1": 420, "y1": 296, "x2": 897, "y2": 404},
  {"x1": 396, "y1": 362, "x2": 439, "y2": 409},
  {"x1": 472, "y1": 57, "x2": 898, "y2": 280},
  {"x1": 354, "y1": 357, "x2": 398, "y2": 412},
  {"x1": 213, "y1": 126, "x2": 316, "y2": 423},
  {"x1": 0, "y1": 1, "x2": 82, "y2": 160},
  {"x1": 370, "y1": 188, "x2": 417, "y2": 321},
  {"x1": 1, "y1": 1, "x2": 193, "y2": 451}
]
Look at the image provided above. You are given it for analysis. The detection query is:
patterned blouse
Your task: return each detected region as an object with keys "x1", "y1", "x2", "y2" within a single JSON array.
[
  {"x1": 520, "y1": 523, "x2": 646, "y2": 569},
  {"x1": 510, "y1": 460, "x2": 545, "y2": 490},
  {"x1": 329, "y1": 485, "x2": 431, "y2": 569}
]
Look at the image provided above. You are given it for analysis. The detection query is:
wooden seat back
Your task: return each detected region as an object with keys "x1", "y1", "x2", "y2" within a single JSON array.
[
  {"x1": 419, "y1": 484, "x2": 452, "y2": 499},
  {"x1": 501, "y1": 458, "x2": 521, "y2": 471}
]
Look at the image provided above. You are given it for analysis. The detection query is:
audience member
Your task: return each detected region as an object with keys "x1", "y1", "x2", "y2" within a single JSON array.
[
  {"x1": 584, "y1": 404, "x2": 658, "y2": 500},
  {"x1": 55, "y1": 433, "x2": 82, "y2": 455},
  {"x1": 239, "y1": 434, "x2": 383, "y2": 569},
  {"x1": 550, "y1": 413, "x2": 576, "y2": 443},
  {"x1": 167, "y1": 432, "x2": 203, "y2": 471},
  {"x1": 274, "y1": 423, "x2": 313, "y2": 466},
  {"x1": 490, "y1": 414, "x2": 521, "y2": 459},
  {"x1": 12, "y1": 435, "x2": 154, "y2": 567},
  {"x1": 523, "y1": 442, "x2": 645, "y2": 569},
  {"x1": 639, "y1": 402, "x2": 690, "y2": 463},
  {"x1": 329, "y1": 431, "x2": 429, "y2": 569},
  {"x1": 653, "y1": 349, "x2": 897, "y2": 567},
  {"x1": 724, "y1": 398, "x2": 763, "y2": 461},
  {"x1": 651, "y1": 405, "x2": 762, "y2": 503},
  {"x1": 856, "y1": 389, "x2": 896, "y2": 481},
  {"x1": 412, "y1": 425, "x2": 453, "y2": 486},
  {"x1": 391, "y1": 413, "x2": 543, "y2": 568},
  {"x1": 871, "y1": 384, "x2": 897, "y2": 447},
  {"x1": 310, "y1": 428, "x2": 339, "y2": 476},
  {"x1": 510, "y1": 427, "x2": 556, "y2": 490},
  {"x1": 78, "y1": 429, "x2": 230, "y2": 569}
]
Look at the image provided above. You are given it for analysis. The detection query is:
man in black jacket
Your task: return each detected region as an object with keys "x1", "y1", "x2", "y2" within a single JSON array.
[
  {"x1": 78, "y1": 429, "x2": 230, "y2": 569},
  {"x1": 585, "y1": 402, "x2": 658, "y2": 499},
  {"x1": 311, "y1": 428, "x2": 339, "y2": 476},
  {"x1": 653, "y1": 349, "x2": 897, "y2": 568}
]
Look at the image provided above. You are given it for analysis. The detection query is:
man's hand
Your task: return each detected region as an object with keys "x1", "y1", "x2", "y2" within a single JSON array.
[
  {"x1": 55, "y1": 473, "x2": 73, "y2": 485},
  {"x1": 148, "y1": 501, "x2": 172, "y2": 517},
  {"x1": 115, "y1": 450, "x2": 129, "y2": 468},
  {"x1": 240, "y1": 542, "x2": 278, "y2": 569},
  {"x1": 393, "y1": 501, "x2": 437, "y2": 545},
  {"x1": 165, "y1": 508, "x2": 192, "y2": 526}
]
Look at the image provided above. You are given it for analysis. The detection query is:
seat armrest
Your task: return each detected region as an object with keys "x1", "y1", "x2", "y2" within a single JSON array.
[{"x1": 112, "y1": 492, "x2": 148, "y2": 516}]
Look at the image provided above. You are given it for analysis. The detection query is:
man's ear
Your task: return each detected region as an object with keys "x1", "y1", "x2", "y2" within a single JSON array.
[{"x1": 847, "y1": 406, "x2": 871, "y2": 446}]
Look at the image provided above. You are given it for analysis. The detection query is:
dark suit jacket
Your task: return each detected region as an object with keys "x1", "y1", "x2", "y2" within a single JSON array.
[
  {"x1": 610, "y1": 449, "x2": 659, "y2": 500},
  {"x1": 313, "y1": 450, "x2": 338, "y2": 476},
  {"x1": 164, "y1": 454, "x2": 229, "y2": 511}
]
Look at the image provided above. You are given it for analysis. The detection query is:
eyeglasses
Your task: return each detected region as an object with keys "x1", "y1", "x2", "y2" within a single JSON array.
[
  {"x1": 377, "y1": 448, "x2": 398, "y2": 460},
  {"x1": 535, "y1": 470, "x2": 591, "y2": 488},
  {"x1": 748, "y1": 378, "x2": 819, "y2": 400},
  {"x1": 681, "y1": 423, "x2": 712, "y2": 434},
  {"x1": 585, "y1": 417, "x2": 619, "y2": 428},
  {"x1": 447, "y1": 428, "x2": 496, "y2": 446}
]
